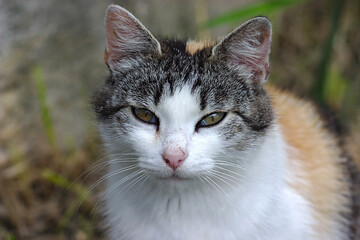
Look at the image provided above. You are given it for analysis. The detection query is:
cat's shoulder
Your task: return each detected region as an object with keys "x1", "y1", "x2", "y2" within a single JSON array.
[{"x1": 266, "y1": 85, "x2": 357, "y2": 237}]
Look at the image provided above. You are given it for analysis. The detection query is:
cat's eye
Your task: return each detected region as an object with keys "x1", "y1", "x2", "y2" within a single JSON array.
[
  {"x1": 132, "y1": 107, "x2": 158, "y2": 125},
  {"x1": 197, "y1": 112, "x2": 226, "y2": 128}
]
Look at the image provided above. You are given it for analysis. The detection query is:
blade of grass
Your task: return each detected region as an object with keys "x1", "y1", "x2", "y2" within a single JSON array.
[
  {"x1": 42, "y1": 169, "x2": 97, "y2": 232},
  {"x1": 312, "y1": 0, "x2": 345, "y2": 104},
  {"x1": 33, "y1": 65, "x2": 57, "y2": 147},
  {"x1": 201, "y1": 0, "x2": 309, "y2": 29},
  {"x1": 42, "y1": 169, "x2": 88, "y2": 197},
  {"x1": 0, "y1": 225, "x2": 16, "y2": 240},
  {"x1": 324, "y1": 65, "x2": 347, "y2": 108}
]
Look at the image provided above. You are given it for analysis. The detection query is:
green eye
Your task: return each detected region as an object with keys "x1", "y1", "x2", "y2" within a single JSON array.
[
  {"x1": 132, "y1": 107, "x2": 158, "y2": 124},
  {"x1": 197, "y1": 112, "x2": 226, "y2": 128}
]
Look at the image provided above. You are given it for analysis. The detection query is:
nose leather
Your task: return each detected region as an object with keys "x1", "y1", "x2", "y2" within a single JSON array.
[{"x1": 162, "y1": 147, "x2": 187, "y2": 170}]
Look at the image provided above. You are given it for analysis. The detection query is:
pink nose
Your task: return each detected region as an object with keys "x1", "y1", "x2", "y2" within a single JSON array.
[{"x1": 162, "y1": 147, "x2": 187, "y2": 170}]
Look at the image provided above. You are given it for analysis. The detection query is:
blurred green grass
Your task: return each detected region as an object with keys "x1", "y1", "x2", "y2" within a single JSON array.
[
  {"x1": 201, "y1": 0, "x2": 309, "y2": 29},
  {"x1": 33, "y1": 65, "x2": 57, "y2": 148},
  {"x1": 0, "y1": 65, "x2": 104, "y2": 239}
]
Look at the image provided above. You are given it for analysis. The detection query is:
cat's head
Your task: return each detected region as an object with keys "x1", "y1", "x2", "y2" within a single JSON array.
[{"x1": 93, "y1": 5, "x2": 274, "y2": 186}]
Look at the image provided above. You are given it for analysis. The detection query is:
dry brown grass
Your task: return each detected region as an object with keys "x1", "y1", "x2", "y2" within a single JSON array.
[{"x1": 0, "y1": 135, "x2": 107, "y2": 240}]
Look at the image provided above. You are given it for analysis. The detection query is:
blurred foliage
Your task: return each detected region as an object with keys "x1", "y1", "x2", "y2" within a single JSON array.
[
  {"x1": 324, "y1": 65, "x2": 347, "y2": 108},
  {"x1": 0, "y1": 67, "x2": 103, "y2": 238},
  {"x1": 201, "y1": 0, "x2": 309, "y2": 28},
  {"x1": 312, "y1": 0, "x2": 344, "y2": 105}
]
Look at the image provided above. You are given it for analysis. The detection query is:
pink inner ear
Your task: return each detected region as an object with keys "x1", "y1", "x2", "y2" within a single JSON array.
[
  {"x1": 212, "y1": 18, "x2": 272, "y2": 84},
  {"x1": 105, "y1": 8, "x2": 136, "y2": 61},
  {"x1": 231, "y1": 30, "x2": 271, "y2": 83},
  {"x1": 104, "y1": 6, "x2": 161, "y2": 68}
]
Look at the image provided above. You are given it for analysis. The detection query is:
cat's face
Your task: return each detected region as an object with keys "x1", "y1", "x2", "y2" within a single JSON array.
[{"x1": 93, "y1": 5, "x2": 273, "y2": 185}]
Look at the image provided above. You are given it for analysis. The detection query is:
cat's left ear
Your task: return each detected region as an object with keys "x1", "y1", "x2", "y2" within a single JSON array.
[
  {"x1": 212, "y1": 17, "x2": 272, "y2": 84},
  {"x1": 104, "y1": 5, "x2": 162, "y2": 70}
]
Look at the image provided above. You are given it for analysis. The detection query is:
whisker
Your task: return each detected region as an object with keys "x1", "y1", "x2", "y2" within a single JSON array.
[
  {"x1": 202, "y1": 175, "x2": 227, "y2": 197},
  {"x1": 202, "y1": 173, "x2": 232, "y2": 203},
  {"x1": 100, "y1": 169, "x2": 144, "y2": 199},
  {"x1": 211, "y1": 169, "x2": 244, "y2": 186},
  {"x1": 88, "y1": 152, "x2": 137, "y2": 171},
  {"x1": 92, "y1": 169, "x2": 145, "y2": 216},
  {"x1": 74, "y1": 164, "x2": 138, "y2": 219},
  {"x1": 132, "y1": 173, "x2": 151, "y2": 196},
  {"x1": 89, "y1": 164, "x2": 139, "y2": 192},
  {"x1": 120, "y1": 172, "x2": 149, "y2": 195},
  {"x1": 213, "y1": 166, "x2": 247, "y2": 181},
  {"x1": 198, "y1": 176, "x2": 212, "y2": 193},
  {"x1": 72, "y1": 155, "x2": 138, "y2": 189},
  {"x1": 209, "y1": 172, "x2": 236, "y2": 190},
  {"x1": 214, "y1": 161, "x2": 250, "y2": 171}
]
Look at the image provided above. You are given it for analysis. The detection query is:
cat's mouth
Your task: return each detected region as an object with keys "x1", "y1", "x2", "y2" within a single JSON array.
[
  {"x1": 165, "y1": 176, "x2": 185, "y2": 182},
  {"x1": 158, "y1": 173, "x2": 190, "y2": 182}
]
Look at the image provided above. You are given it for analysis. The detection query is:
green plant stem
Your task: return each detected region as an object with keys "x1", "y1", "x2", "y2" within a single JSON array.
[
  {"x1": 312, "y1": 0, "x2": 345, "y2": 104},
  {"x1": 33, "y1": 65, "x2": 57, "y2": 147}
]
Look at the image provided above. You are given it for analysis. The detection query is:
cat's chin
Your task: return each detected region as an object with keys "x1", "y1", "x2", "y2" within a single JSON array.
[
  {"x1": 159, "y1": 175, "x2": 187, "y2": 182},
  {"x1": 156, "y1": 171, "x2": 196, "y2": 184}
]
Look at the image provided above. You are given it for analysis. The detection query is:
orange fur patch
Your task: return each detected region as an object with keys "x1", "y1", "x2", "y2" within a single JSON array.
[
  {"x1": 185, "y1": 40, "x2": 215, "y2": 55},
  {"x1": 267, "y1": 86, "x2": 350, "y2": 238}
]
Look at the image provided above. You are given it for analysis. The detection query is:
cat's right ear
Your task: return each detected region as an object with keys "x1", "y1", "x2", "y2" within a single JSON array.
[{"x1": 104, "y1": 5, "x2": 162, "y2": 70}]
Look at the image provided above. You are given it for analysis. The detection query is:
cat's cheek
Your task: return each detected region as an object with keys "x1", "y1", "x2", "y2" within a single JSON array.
[
  {"x1": 181, "y1": 131, "x2": 223, "y2": 175},
  {"x1": 124, "y1": 126, "x2": 170, "y2": 173},
  {"x1": 128, "y1": 126, "x2": 160, "y2": 153}
]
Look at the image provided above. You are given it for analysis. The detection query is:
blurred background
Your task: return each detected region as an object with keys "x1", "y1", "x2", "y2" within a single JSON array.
[{"x1": 0, "y1": 0, "x2": 359, "y2": 239}]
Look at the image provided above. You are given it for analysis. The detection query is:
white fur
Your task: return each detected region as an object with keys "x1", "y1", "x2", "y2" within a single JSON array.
[{"x1": 99, "y1": 86, "x2": 317, "y2": 240}]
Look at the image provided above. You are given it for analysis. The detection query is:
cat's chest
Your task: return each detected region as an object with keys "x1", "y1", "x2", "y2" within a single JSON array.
[{"x1": 106, "y1": 183, "x2": 314, "y2": 240}]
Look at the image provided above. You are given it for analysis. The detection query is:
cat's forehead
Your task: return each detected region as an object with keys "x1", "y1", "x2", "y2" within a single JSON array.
[
  {"x1": 157, "y1": 85, "x2": 201, "y2": 126},
  {"x1": 115, "y1": 47, "x2": 250, "y2": 111}
]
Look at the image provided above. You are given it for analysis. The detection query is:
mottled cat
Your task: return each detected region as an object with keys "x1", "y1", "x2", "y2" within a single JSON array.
[{"x1": 93, "y1": 5, "x2": 357, "y2": 240}]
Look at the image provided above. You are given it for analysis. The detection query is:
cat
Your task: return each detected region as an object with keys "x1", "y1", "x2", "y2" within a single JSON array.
[{"x1": 92, "y1": 4, "x2": 358, "y2": 240}]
